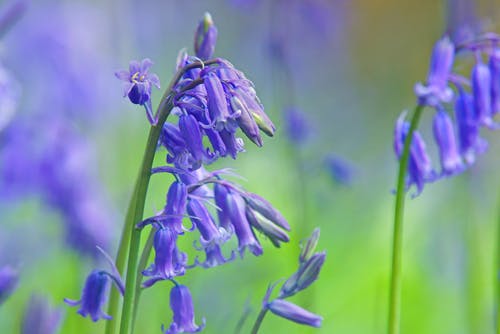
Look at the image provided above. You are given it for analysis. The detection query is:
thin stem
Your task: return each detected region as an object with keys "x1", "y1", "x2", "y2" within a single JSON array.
[
  {"x1": 496, "y1": 191, "x2": 500, "y2": 334},
  {"x1": 131, "y1": 227, "x2": 156, "y2": 329},
  {"x1": 387, "y1": 104, "x2": 424, "y2": 334},
  {"x1": 250, "y1": 308, "x2": 268, "y2": 334},
  {"x1": 233, "y1": 300, "x2": 252, "y2": 334}
]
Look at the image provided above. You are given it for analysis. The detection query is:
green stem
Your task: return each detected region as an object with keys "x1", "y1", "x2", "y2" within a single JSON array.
[
  {"x1": 118, "y1": 102, "x2": 172, "y2": 334},
  {"x1": 496, "y1": 192, "x2": 500, "y2": 334},
  {"x1": 131, "y1": 228, "x2": 156, "y2": 329},
  {"x1": 250, "y1": 308, "x2": 268, "y2": 334},
  {"x1": 388, "y1": 105, "x2": 424, "y2": 334}
]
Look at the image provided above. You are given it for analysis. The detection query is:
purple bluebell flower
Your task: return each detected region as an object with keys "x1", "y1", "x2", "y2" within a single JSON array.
[
  {"x1": 163, "y1": 285, "x2": 205, "y2": 334},
  {"x1": 194, "y1": 12, "x2": 217, "y2": 61},
  {"x1": 218, "y1": 129, "x2": 245, "y2": 159},
  {"x1": 187, "y1": 198, "x2": 226, "y2": 247},
  {"x1": 455, "y1": 89, "x2": 488, "y2": 164},
  {"x1": 204, "y1": 71, "x2": 237, "y2": 132},
  {"x1": 64, "y1": 270, "x2": 112, "y2": 322},
  {"x1": 267, "y1": 299, "x2": 322, "y2": 328},
  {"x1": 226, "y1": 192, "x2": 263, "y2": 257},
  {"x1": 283, "y1": 106, "x2": 312, "y2": 145},
  {"x1": 214, "y1": 183, "x2": 232, "y2": 230},
  {"x1": 432, "y1": 110, "x2": 465, "y2": 176},
  {"x1": 142, "y1": 226, "x2": 186, "y2": 287},
  {"x1": 22, "y1": 295, "x2": 63, "y2": 334},
  {"x1": 0, "y1": 266, "x2": 18, "y2": 305},
  {"x1": 489, "y1": 48, "x2": 500, "y2": 115},
  {"x1": 179, "y1": 113, "x2": 214, "y2": 169},
  {"x1": 472, "y1": 60, "x2": 495, "y2": 127},
  {"x1": 414, "y1": 36, "x2": 455, "y2": 107},
  {"x1": 324, "y1": 154, "x2": 355, "y2": 186},
  {"x1": 115, "y1": 58, "x2": 160, "y2": 124},
  {"x1": 394, "y1": 112, "x2": 435, "y2": 196}
]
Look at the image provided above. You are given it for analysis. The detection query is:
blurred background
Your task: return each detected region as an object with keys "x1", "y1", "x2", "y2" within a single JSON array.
[{"x1": 1, "y1": 0, "x2": 500, "y2": 333}]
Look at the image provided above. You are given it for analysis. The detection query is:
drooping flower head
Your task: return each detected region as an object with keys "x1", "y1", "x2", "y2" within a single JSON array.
[
  {"x1": 394, "y1": 32, "x2": 500, "y2": 196},
  {"x1": 163, "y1": 285, "x2": 205, "y2": 334},
  {"x1": 414, "y1": 36, "x2": 455, "y2": 107},
  {"x1": 64, "y1": 270, "x2": 112, "y2": 322}
]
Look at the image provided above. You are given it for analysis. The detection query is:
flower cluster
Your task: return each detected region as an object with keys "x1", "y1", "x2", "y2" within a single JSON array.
[
  {"x1": 394, "y1": 34, "x2": 500, "y2": 196},
  {"x1": 69, "y1": 13, "x2": 290, "y2": 333},
  {"x1": 260, "y1": 228, "x2": 325, "y2": 328}
]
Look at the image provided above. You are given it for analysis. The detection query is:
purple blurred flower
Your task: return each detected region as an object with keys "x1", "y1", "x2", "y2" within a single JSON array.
[
  {"x1": 455, "y1": 89, "x2": 488, "y2": 164},
  {"x1": 64, "y1": 270, "x2": 112, "y2": 322},
  {"x1": 163, "y1": 285, "x2": 205, "y2": 334},
  {"x1": 324, "y1": 154, "x2": 355, "y2": 186},
  {"x1": 0, "y1": 266, "x2": 18, "y2": 305},
  {"x1": 0, "y1": 63, "x2": 20, "y2": 132},
  {"x1": 267, "y1": 299, "x2": 322, "y2": 328},
  {"x1": 394, "y1": 112, "x2": 436, "y2": 196},
  {"x1": 490, "y1": 48, "x2": 500, "y2": 115},
  {"x1": 472, "y1": 60, "x2": 494, "y2": 127},
  {"x1": 432, "y1": 110, "x2": 464, "y2": 176},
  {"x1": 194, "y1": 12, "x2": 217, "y2": 61},
  {"x1": 115, "y1": 58, "x2": 160, "y2": 124},
  {"x1": 22, "y1": 295, "x2": 63, "y2": 334},
  {"x1": 283, "y1": 106, "x2": 312, "y2": 145},
  {"x1": 414, "y1": 36, "x2": 455, "y2": 107}
]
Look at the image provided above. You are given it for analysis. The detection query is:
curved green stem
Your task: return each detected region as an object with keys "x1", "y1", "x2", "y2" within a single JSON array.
[
  {"x1": 388, "y1": 105, "x2": 424, "y2": 334},
  {"x1": 250, "y1": 308, "x2": 268, "y2": 334}
]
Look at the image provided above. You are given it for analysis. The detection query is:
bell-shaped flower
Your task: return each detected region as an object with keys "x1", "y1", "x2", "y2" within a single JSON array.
[
  {"x1": 489, "y1": 48, "x2": 500, "y2": 115},
  {"x1": 472, "y1": 60, "x2": 496, "y2": 127},
  {"x1": 64, "y1": 270, "x2": 112, "y2": 322},
  {"x1": 226, "y1": 192, "x2": 263, "y2": 257},
  {"x1": 187, "y1": 198, "x2": 227, "y2": 247},
  {"x1": 455, "y1": 89, "x2": 488, "y2": 164},
  {"x1": 432, "y1": 110, "x2": 465, "y2": 176},
  {"x1": 414, "y1": 36, "x2": 455, "y2": 107},
  {"x1": 142, "y1": 226, "x2": 186, "y2": 288},
  {"x1": 163, "y1": 285, "x2": 205, "y2": 334}
]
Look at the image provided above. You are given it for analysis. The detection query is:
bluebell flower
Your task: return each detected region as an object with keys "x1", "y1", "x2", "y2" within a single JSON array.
[
  {"x1": 22, "y1": 295, "x2": 63, "y2": 334},
  {"x1": 162, "y1": 285, "x2": 205, "y2": 334},
  {"x1": 142, "y1": 226, "x2": 187, "y2": 287},
  {"x1": 226, "y1": 191, "x2": 263, "y2": 257},
  {"x1": 0, "y1": 266, "x2": 18, "y2": 305},
  {"x1": 394, "y1": 111, "x2": 436, "y2": 196},
  {"x1": 432, "y1": 109, "x2": 464, "y2": 176},
  {"x1": 471, "y1": 60, "x2": 495, "y2": 127},
  {"x1": 490, "y1": 48, "x2": 500, "y2": 114},
  {"x1": 283, "y1": 106, "x2": 312, "y2": 145},
  {"x1": 414, "y1": 36, "x2": 455, "y2": 107},
  {"x1": 187, "y1": 198, "x2": 228, "y2": 247},
  {"x1": 65, "y1": 270, "x2": 112, "y2": 322},
  {"x1": 194, "y1": 12, "x2": 218, "y2": 61},
  {"x1": 267, "y1": 299, "x2": 322, "y2": 328},
  {"x1": 455, "y1": 89, "x2": 487, "y2": 164},
  {"x1": 115, "y1": 58, "x2": 160, "y2": 125}
]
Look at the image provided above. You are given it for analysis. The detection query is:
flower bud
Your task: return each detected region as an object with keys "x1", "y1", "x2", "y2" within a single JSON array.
[
  {"x1": 299, "y1": 228, "x2": 320, "y2": 263},
  {"x1": 194, "y1": 12, "x2": 218, "y2": 60},
  {"x1": 267, "y1": 299, "x2": 322, "y2": 328}
]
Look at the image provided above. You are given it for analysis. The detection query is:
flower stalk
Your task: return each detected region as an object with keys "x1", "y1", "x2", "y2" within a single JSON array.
[
  {"x1": 388, "y1": 104, "x2": 424, "y2": 334},
  {"x1": 250, "y1": 308, "x2": 268, "y2": 334}
]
